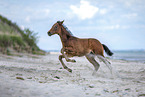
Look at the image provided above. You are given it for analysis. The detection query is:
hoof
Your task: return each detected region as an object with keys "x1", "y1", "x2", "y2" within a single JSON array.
[
  {"x1": 67, "y1": 59, "x2": 76, "y2": 63},
  {"x1": 68, "y1": 69, "x2": 72, "y2": 73},
  {"x1": 72, "y1": 59, "x2": 76, "y2": 63},
  {"x1": 67, "y1": 59, "x2": 71, "y2": 62}
]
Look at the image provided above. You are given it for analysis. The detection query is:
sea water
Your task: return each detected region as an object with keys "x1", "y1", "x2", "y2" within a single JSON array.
[
  {"x1": 111, "y1": 50, "x2": 145, "y2": 63},
  {"x1": 46, "y1": 50, "x2": 145, "y2": 63}
]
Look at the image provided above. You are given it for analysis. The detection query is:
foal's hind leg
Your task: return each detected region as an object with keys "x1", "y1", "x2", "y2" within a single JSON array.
[
  {"x1": 97, "y1": 55, "x2": 120, "y2": 77},
  {"x1": 97, "y1": 55, "x2": 112, "y2": 74},
  {"x1": 59, "y1": 55, "x2": 72, "y2": 72},
  {"x1": 85, "y1": 54, "x2": 100, "y2": 71}
]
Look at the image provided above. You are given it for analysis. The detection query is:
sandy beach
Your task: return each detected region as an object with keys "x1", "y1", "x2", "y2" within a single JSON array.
[{"x1": 0, "y1": 53, "x2": 145, "y2": 97}]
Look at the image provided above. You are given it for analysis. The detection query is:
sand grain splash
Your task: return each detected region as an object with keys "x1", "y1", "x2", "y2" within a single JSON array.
[{"x1": 0, "y1": 54, "x2": 145, "y2": 97}]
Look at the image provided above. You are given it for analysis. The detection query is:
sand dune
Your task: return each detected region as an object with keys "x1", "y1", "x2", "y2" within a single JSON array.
[{"x1": 0, "y1": 53, "x2": 145, "y2": 97}]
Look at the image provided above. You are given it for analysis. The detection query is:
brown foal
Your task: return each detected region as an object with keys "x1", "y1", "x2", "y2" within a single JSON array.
[{"x1": 47, "y1": 20, "x2": 113, "y2": 73}]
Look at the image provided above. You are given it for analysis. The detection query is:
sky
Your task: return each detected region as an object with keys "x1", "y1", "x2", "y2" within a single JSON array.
[{"x1": 0, "y1": 0, "x2": 145, "y2": 51}]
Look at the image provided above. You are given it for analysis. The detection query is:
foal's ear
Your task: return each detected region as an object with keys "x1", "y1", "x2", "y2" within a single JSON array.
[
  {"x1": 57, "y1": 20, "x2": 64, "y2": 25},
  {"x1": 61, "y1": 20, "x2": 64, "y2": 24}
]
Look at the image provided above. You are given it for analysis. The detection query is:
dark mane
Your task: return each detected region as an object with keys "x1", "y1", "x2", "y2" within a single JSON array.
[{"x1": 62, "y1": 24, "x2": 73, "y2": 36}]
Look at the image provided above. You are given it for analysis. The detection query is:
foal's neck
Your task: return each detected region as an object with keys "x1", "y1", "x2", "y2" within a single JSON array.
[{"x1": 59, "y1": 26, "x2": 74, "y2": 42}]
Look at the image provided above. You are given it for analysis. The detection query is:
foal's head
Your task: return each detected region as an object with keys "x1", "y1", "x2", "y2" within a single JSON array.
[{"x1": 47, "y1": 20, "x2": 64, "y2": 36}]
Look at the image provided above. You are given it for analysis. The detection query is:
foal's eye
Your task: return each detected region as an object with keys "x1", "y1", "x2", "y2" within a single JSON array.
[{"x1": 54, "y1": 26, "x2": 57, "y2": 30}]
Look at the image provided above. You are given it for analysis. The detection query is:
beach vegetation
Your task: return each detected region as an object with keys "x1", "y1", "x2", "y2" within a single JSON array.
[{"x1": 0, "y1": 14, "x2": 45, "y2": 55}]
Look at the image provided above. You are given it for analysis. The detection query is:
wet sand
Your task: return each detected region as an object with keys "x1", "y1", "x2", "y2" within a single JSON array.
[{"x1": 0, "y1": 53, "x2": 145, "y2": 97}]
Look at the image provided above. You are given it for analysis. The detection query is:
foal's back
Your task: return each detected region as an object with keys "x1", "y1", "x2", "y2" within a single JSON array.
[{"x1": 65, "y1": 37, "x2": 104, "y2": 57}]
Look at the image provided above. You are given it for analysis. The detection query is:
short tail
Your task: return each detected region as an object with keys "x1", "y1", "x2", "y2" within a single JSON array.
[{"x1": 102, "y1": 44, "x2": 113, "y2": 56}]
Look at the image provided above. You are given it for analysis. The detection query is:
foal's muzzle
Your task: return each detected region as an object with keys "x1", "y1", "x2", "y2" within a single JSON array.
[{"x1": 48, "y1": 32, "x2": 52, "y2": 36}]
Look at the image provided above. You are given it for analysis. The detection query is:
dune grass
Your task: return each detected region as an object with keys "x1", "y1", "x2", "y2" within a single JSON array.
[
  {"x1": 0, "y1": 15, "x2": 44, "y2": 55},
  {"x1": 0, "y1": 34, "x2": 25, "y2": 47}
]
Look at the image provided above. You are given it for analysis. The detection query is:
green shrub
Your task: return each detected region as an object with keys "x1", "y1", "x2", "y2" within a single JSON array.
[
  {"x1": 11, "y1": 36, "x2": 25, "y2": 46},
  {"x1": 0, "y1": 35, "x2": 25, "y2": 47},
  {"x1": 23, "y1": 28, "x2": 39, "y2": 46},
  {"x1": 0, "y1": 14, "x2": 43, "y2": 54},
  {"x1": 0, "y1": 34, "x2": 11, "y2": 47}
]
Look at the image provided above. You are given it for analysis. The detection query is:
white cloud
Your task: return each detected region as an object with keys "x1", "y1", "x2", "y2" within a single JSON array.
[
  {"x1": 20, "y1": 25, "x2": 25, "y2": 30},
  {"x1": 70, "y1": 0, "x2": 99, "y2": 20},
  {"x1": 32, "y1": 9, "x2": 50, "y2": 18},
  {"x1": 25, "y1": 16, "x2": 30, "y2": 23},
  {"x1": 99, "y1": 9, "x2": 107, "y2": 15},
  {"x1": 43, "y1": 9, "x2": 50, "y2": 16},
  {"x1": 72, "y1": 24, "x2": 121, "y2": 31},
  {"x1": 98, "y1": 24, "x2": 121, "y2": 30},
  {"x1": 122, "y1": 13, "x2": 138, "y2": 18},
  {"x1": 25, "y1": 8, "x2": 50, "y2": 20}
]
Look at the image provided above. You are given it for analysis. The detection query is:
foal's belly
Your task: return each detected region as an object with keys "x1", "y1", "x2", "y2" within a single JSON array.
[{"x1": 64, "y1": 41, "x2": 90, "y2": 57}]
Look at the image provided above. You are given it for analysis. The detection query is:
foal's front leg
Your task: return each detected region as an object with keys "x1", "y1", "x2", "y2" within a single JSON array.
[
  {"x1": 59, "y1": 55, "x2": 72, "y2": 72},
  {"x1": 61, "y1": 48, "x2": 76, "y2": 62}
]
